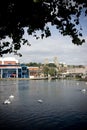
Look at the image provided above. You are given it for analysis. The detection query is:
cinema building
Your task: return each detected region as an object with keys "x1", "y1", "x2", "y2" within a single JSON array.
[{"x1": 0, "y1": 57, "x2": 29, "y2": 78}]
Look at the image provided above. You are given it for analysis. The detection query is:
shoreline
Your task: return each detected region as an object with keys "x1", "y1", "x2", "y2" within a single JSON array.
[
  {"x1": 0, "y1": 77, "x2": 48, "y2": 81},
  {"x1": 0, "y1": 77, "x2": 87, "y2": 81}
]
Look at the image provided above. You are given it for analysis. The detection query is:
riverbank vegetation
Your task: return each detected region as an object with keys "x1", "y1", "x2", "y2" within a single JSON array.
[{"x1": 25, "y1": 62, "x2": 87, "y2": 81}]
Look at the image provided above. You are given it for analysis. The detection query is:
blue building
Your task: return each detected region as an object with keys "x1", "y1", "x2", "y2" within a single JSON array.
[
  {"x1": 0, "y1": 64, "x2": 29, "y2": 78},
  {"x1": 0, "y1": 57, "x2": 29, "y2": 78}
]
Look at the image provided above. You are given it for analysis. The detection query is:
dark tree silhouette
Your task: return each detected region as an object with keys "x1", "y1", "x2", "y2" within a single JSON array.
[{"x1": 0, "y1": 0, "x2": 87, "y2": 56}]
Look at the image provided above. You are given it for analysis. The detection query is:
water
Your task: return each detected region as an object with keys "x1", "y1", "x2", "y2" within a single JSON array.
[{"x1": 0, "y1": 79, "x2": 87, "y2": 130}]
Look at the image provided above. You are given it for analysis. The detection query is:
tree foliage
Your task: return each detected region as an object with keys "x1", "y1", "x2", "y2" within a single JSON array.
[
  {"x1": 43, "y1": 65, "x2": 49, "y2": 76},
  {"x1": 26, "y1": 62, "x2": 41, "y2": 67},
  {"x1": 0, "y1": 0, "x2": 87, "y2": 56},
  {"x1": 47, "y1": 63, "x2": 56, "y2": 67}
]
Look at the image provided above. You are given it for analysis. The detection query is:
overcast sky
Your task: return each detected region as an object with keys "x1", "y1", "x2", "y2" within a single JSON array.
[{"x1": 5, "y1": 14, "x2": 87, "y2": 65}]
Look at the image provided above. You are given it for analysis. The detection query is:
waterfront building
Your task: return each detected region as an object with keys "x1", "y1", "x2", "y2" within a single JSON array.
[
  {"x1": 0, "y1": 57, "x2": 18, "y2": 65},
  {"x1": 0, "y1": 57, "x2": 29, "y2": 78},
  {"x1": 29, "y1": 67, "x2": 40, "y2": 79}
]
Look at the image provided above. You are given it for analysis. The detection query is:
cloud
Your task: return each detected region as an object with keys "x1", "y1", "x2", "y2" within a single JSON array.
[
  {"x1": 4, "y1": 23, "x2": 87, "y2": 65},
  {"x1": 14, "y1": 32, "x2": 87, "y2": 65}
]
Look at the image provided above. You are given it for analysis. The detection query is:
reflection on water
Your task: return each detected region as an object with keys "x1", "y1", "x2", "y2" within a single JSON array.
[{"x1": 0, "y1": 79, "x2": 87, "y2": 130}]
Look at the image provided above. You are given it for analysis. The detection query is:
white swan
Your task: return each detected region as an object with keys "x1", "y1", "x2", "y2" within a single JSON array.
[
  {"x1": 37, "y1": 99, "x2": 43, "y2": 103},
  {"x1": 81, "y1": 89, "x2": 86, "y2": 92},
  {"x1": 76, "y1": 82, "x2": 79, "y2": 85},
  {"x1": 9, "y1": 95, "x2": 14, "y2": 99},
  {"x1": 4, "y1": 99, "x2": 11, "y2": 104}
]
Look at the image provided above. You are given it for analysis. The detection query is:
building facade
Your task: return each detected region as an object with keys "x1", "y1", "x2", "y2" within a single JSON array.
[
  {"x1": 0, "y1": 57, "x2": 29, "y2": 78},
  {"x1": 29, "y1": 67, "x2": 40, "y2": 79}
]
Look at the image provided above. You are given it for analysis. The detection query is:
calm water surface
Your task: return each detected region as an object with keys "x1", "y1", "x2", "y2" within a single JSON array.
[{"x1": 0, "y1": 79, "x2": 87, "y2": 130}]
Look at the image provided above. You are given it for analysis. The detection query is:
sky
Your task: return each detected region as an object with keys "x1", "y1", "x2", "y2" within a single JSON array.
[{"x1": 5, "y1": 14, "x2": 87, "y2": 65}]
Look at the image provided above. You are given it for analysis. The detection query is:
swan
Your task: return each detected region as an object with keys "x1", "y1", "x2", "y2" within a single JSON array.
[
  {"x1": 4, "y1": 99, "x2": 11, "y2": 104},
  {"x1": 81, "y1": 89, "x2": 86, "y2": 92},
  {"x1": 37, "y1": 99, "x2": 43, "y2": 103},
  {"x1": 85, "y1": 82, "x2": 87, "y2": 85},
  {"x1": 76, "y1": 82, "x2": 79, "y2": 85},
  {"x1": 9, "y1": 95, "x2": 14, "y2": 99}
]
